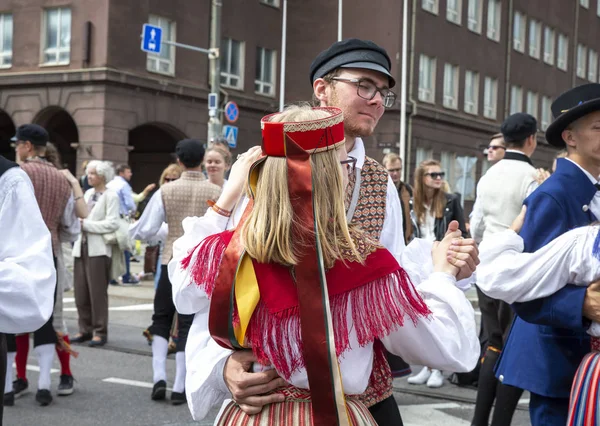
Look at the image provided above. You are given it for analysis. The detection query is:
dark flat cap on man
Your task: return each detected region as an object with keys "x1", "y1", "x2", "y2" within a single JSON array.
[
  {"x1": 11, "y1": 124, "x2": 49, "y2": 146},
  {"x1": 545, "y1": 83, "x2": 600, "y2": 147},
  {"x1": 501, "y1": 113, "x2": 538, "y2": 143},
  {"x1": 176, "y1": 139, "x2": 205, "y2": 164},
  {"x1": 309, "y1": 38, "x2": 396, "y2": 88}
]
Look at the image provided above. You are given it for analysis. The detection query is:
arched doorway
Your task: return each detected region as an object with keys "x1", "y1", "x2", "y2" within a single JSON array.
[
  {"x1": 34, "y1": 107, "x2": 78, "y2": 172},
  {"x1": 128, "y1": 123, "x2": 186, "y2": 193},
  {"x1": 0, "y1": 110, "x2": 16, "y2": 161}
]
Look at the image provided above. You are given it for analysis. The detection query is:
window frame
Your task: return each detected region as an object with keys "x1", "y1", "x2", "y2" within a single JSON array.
[
  {"x1": 589, "y1": 50, "x2": 598, "y2": 82},
  {"x1": 464, "y1": 69, "x2": 480, "y2": 115},
  {"x1": 513, "y1": 11, "x2": 525, "y2": 53},
  {"x1": 580, "y1": 0, "x2": 589, "y2": 8},
  {"x1": 486, "y1": 0, "x2": 501, "y2": 42},
  {"x1": 220, "y1": 38, "x2": 245, "y2": 90},
  {"x1": 146, "y1": 15, "x2": 177, "y2": 76},
  {"x1": 541, "y1": 96, "x2": 552, "y2": 131},
  {"x1": 510, "y1": 85, "x2": 523, "y2": 115},
  {"x1": 526, "y1": 91, "x2": 539, "y2": 121},
  {"x1": 40, "y1": 7, "x2": 71, "y2": 66},
  {"x1": 467, "y1": 0, "x2": 483, "y2": 34},
  {"x1": 483, "y1": 76, "x2": 498, "y2": 119},
  {"x1": 418, "y1": 54, "x2": 437, "y2": 104},
  {"x1": 528, "y1": 19, "x2": 542, "y2": 59},
  {"x1": 543, "y1": 26, "x2": 555, "y2": 65},
  {"x1": 577, "y1": 43, "x2": 588, "y2": 79},
  {"x1": 443, "y1": 63, "x2": 459, "y2": 110},
  {"x1": 557, "y1": 33, "x2": 569, "y2": 71},
  {"x1": 260, "y1": 0, "x2": 280, "y2": 7},
  {"x1": 422, "y1": 0, "x2": 439, "y2": 15},
  {"x1": 0, "y1": 13, "x2": 12, "y2": 69},
  {"x1": 446, "y1": 0, "x2": 462, "y2": 25},
  {"x1": 254, "y1": 46, "x2": 277, "y2": 97}
]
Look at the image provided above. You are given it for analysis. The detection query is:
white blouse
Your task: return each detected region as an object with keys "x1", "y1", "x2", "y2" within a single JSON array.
[
  {"x1": 477, "y1": 226, "x2": 600, "y2": 335},
  {"x1": 168, "y1": 209, "x2": 479, "y2": 421}
]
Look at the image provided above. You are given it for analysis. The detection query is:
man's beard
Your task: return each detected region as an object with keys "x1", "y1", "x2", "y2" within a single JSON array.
[{"x1": 328, "y1": 89, "x2": 374, "y2": 139}]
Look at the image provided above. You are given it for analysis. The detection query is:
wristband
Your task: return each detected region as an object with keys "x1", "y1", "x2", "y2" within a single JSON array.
[{"x1": 207, "y1": 200, "x2": 232, "y2": 217}]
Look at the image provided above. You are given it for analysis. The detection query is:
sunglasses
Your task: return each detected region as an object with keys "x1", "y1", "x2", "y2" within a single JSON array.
[
  {"x1": 340, "y1": 156, "x2": 357, "y2": 174},
  {"x1": 425, "y1": 172, "x2": 445, "y2": 179},
  {"x1": 487, "y1": 145, "x2": 506, "y2": 151}
]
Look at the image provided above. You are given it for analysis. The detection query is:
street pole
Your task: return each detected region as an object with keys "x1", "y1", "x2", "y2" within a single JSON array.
[
  {"x1": 338, "y1": 0, "x2": 343, "y2": 41},
  {"x1": 399, "y1": 0, "x2": 408, "y2": 181},
  {"x1": 279, "y1": 0, "x2": 287, "y2": 112},
  {"x1": 208, "y1": 0, "x2": 222, "y2": 143}
]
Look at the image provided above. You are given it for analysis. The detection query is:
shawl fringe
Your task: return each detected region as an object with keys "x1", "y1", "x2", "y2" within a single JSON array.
[
  {"x1": 247, "y1": 268, "x2": 431, "y2": 380},
  {"x1": 181, "y1": 231, "x2": 231, "y2": 297}
]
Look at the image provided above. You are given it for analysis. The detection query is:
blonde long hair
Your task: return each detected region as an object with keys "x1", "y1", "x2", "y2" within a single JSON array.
[
  {"x1": 413, "y1": 159, "x2": 447, "y2": 223},
  {"x1": 242, "y1": 105, "x2": 361, "y2": 269}
]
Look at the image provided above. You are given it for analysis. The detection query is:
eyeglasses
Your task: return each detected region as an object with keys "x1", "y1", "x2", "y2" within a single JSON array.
[
  {"x1": 331, "y1": 77, "x2": 397, "y2": 108},
  {"x1": 425, "y1": 172, "x2": 445, "y2": 179},
  {"x1": 487, "y1": 145, "x2": 506, "y2": 151},
  {"x1": 387, "y1": 168, "x2": 402, "y2": 173},
  {"x1": 340, "y1": 156, "x2": 357, "y2": 174}
]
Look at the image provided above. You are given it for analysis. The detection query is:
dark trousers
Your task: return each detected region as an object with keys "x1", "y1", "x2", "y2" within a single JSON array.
[
  {"x1": 0, "y1": 333, "x2": 6, "y2": 425},
  {"x1": 369, "y1": 395, "x2": 404, "y2": 426},
  {"x1": 149, "y1": 267, "x2": 194, "y2": 352},
  {"x1": 529, "y1": 393, "x2": 569, "y2": 426}
]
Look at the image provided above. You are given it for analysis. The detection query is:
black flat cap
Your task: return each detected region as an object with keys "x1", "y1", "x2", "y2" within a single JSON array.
[
  {"x1": 501, "y1": 113, "x2": 538, "y2": 142},
  {"x1": 309, "y1": 38, "x2": 396, "y2": 88},
  {"x1": 175, "y1": 139, "x2": 205, "y2": 165},
  {"x1": 11, "y1": 124, "x2": 49, "y2": 146}
]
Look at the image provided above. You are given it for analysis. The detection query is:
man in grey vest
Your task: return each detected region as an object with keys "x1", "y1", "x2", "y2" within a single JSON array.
[{"x1": 470, "y1": 113, "x2": 539, "y2": 426}]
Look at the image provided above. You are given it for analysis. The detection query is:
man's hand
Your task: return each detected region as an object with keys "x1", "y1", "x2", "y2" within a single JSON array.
[
  {"x1": 510, "y1": 206, "x2": 527, "y2": 233},
  {"x1": 583, "y1": 280, "x2": 600, "y2": 323},
  {"x1": 224, "y1": 350, "x2": 286, "y2": 415},
  {"x1": 433, "y1": 221, "x2": 479, "y2": 280},
  {"x1": 535, "y1": 168, "x2": 551, "y2": 185}
]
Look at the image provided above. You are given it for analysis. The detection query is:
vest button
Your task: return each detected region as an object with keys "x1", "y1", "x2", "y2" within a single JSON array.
[
  {"x1": 583, "y1": 205, "x2": 590, "y2": 212},
  {"x1": 499, "y1": 374, "x2": 504, "y2": 383}
]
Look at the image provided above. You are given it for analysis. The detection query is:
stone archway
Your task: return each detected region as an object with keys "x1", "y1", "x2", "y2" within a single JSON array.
[
  {"x1": 34, "y1": 107, "x2": 78, "y2": 172},
  {"x1": 0, "y1": 110, "x2": 16, "y2": 161},
  {"x1": 128, "y1": 123, "x2": 186, "y2": 192}
]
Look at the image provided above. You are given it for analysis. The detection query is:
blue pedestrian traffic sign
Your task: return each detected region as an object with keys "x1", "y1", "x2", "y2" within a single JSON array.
[
  {"x1": 224, "y1": 101, "x2": 239, "y2": 123},
  {"x1": 223, "y1": 125, "x2": 238, "y2": 148},
  {"x1": 141, "y1": 24, "x2": 162, "y2": 54}
]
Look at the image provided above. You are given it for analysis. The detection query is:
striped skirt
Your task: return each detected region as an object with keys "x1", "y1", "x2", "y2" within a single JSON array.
[
  {"x1": 568, "y1": 351, "x2": 600, "y2": 426},
  {"x1": 216, "y1": 386, "x2": 377, "y2": 426}
]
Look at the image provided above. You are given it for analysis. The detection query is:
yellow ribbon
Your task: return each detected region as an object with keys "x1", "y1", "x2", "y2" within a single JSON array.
[{"x1": 233, "y1": 253, "x2": 261, "y2": 346}]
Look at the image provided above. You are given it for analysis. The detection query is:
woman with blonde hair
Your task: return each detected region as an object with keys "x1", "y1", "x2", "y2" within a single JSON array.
[
  {"x1": 169, "y1": 105, "x2": 479, "y2": 424},
  {"x1": 204, "y1": 146, "x2": 231, "y2": 188}
]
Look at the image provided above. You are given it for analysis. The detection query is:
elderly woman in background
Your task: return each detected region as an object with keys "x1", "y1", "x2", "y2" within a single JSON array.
[{"x1": 71, "y1": 161, "x2": 120, "y2": 347}]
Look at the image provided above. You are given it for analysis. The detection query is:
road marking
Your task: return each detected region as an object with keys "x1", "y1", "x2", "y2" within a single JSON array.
[
  {"x1": 64, "y1": 303, "x2": 153, "y2": 312},
  {"x1": 63, "y1": 297, "x2": 75, "y2": 303},
  {"x1": 102, "y1": 377, "x2": 172, "y2": 391},
  {"x1": 13, "y1": 364, "x2": 59, "y2": 374}
]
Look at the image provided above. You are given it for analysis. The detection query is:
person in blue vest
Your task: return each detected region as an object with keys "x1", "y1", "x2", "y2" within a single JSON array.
[{"x1": 495, "y1": 83, "x2": 600, "y2": 425}]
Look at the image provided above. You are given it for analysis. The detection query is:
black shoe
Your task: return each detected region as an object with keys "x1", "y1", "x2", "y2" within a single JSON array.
[
  {"x1": 3, "y1": 391, "x2": 14, "y2": 407},
  {"x1": 71, "y1": 333, "x2": 93, "y2": 343},
  {"x1": 89, "y1": 337, "x2": 107, "y2": 347},
  {"x1": 57, "y1": 374, "x2": 74, "y2": 396},
  {"x1": 171, "y1": 390, "x2": 186, "y2": 406},
  {"x1": 13, "y1": 378, "x2": 28, "y2": 398},
  {"x1": 35, "y1": 389, "x2": 52, "y2": 406},
  {"x1": 151, "y1": 380, "x2": 167, "y2": 401}
]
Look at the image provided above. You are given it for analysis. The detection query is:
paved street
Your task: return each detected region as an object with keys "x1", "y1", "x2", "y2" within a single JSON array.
[{"x1": 4, "y1": 265, "x2": 532, "y2": 426}]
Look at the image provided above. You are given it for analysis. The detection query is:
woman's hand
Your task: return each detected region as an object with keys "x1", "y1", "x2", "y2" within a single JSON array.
[
  {"x1": 510, "y1": 206, "x2": 527, "y2": 233},
  {"x1": 216, "y1": 146, "x2": 263, "y2": 211},
  {"x1": 60, "y1": 169, "x2": 79, "y2": 186},
  {"x1": 432, "y1": 220, "x2": 479, "y2": 280},
  {"x1": 143, "y1": 183, "x2": 156, "y2": 196}
]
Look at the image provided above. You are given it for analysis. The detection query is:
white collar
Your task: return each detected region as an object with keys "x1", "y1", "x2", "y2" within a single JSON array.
[
  {"x1": 348, "y1": 138, "x2": 366, "y2": 170},
  {"x1": 505, "y1": 149, "x2": 528, "y2": 155},
  {"x1": 565, "y1": 158, "x2": 599, "y2": 185}
]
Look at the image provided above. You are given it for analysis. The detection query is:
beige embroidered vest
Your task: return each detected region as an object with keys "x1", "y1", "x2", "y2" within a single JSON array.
[{"x1": 161, "y1": 171, "x2": 222, "y2": 265}]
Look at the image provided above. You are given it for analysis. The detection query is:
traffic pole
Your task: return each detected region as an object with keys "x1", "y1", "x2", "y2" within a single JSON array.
[{"x1": 208, "y1": 0, "x2": 223, "y2": 143}]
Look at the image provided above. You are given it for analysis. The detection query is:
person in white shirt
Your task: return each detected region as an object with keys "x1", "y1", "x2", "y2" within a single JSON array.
[{"x1": 0, "y1": 156, "x2": 56, "y2": 419}]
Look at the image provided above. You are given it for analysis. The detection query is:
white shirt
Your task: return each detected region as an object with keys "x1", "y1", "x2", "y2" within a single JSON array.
[
  {"x1": 168, "y1": 210, "x2": 478, "y2": 421},
  {"x1": 0, "y1": 167, "x2": 56, "y2": 333},
  {"x1": 349, "y1": 138, "x2": 405, "y2": 261},
  {"x1": 129, "y1": 189, "x2": 165, "y2": 242},
  {"x1": 419, "y1": 206, "x2": 436, "y2": 242}
]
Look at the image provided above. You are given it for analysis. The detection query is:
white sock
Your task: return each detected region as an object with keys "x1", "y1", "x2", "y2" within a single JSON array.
[
  {"x1": 152, "y1": 336, "x2": 168, "y2": 384},
  {"x1": 172, "y1": 352, "x2": 186, "y2": 393},
  {"x1": 34, "y1": 344, "x2": 55, "y2": 391},
  {"x1": 4, "y1": 352, "x2": 15, "y2": 395}
]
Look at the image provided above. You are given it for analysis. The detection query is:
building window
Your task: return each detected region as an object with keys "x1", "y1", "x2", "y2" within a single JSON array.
[
  {"x1": 543, "y1": 27, "x2": 555, "y2": 65},
  {"x1": 513, "y1": 12, "x2": 525, "y2": 53},
  {"x1": 416, "y1": 147, "x2": 433, "y2": 166},
  {"x1": 418, "y1": 54, "x2": 436, "y2": 103},
  {"x1": 526, "y1": 91, "x2": 539, "y2": 120},
  {"x1": 146, "y1": 15, "x2": 176, "y2": 75},
  {"x1": 260, "y1": 0, "x2": 280, "y2": 6},
  {"x1": 221, "y1": 38, "x2": 244, "y2": 89},
  {"x1": 447, "y1": 0, "x2": 462, "y2": 24},
  {"x1": 541, "y1": 96, "x2": 552, "y2": 131},
  {"x1": 528, "y1": 19, "x2": 541, "y2": 59},
  {"x1": 42, "y1": 8, "x2": 71, "y2": 65},
  {"x1": 440, "y1": 151, "x2": 457, "y2": 190},
  {"x1": 255, "y1": 47, "x2": 276, "y2": 96},
  {"x1": 467, "y1": 0, "x2": 482, "y2": 33},
  {"x1": 581, "y1": 0, "x2": 589, "y2": 8},
  {"x1": 486, "y1": 0, "x2": 501, "y2": 42},
  {"x1": 0, "y1": 14, "x2": 12, "y2": 68},
  {"x1": 510, "y1": 85, "x2": 523, "y2": 114},
  {"x1": 464, "y1": 70, "x2": 479, "y2": 115},
  {"x1": 422, "y1": 0, "x2": 439, "y2": 14},
  {"x1": 597, "y1": 0, "x2": 600, "y2": 16},
  {"x1": 483, "y1": 77, "x2": 498, "y2": 119},
  {"x1": 443, "y1": 63, "x2": 459, "y2": 109},
  {"x1": 589, "y1": 50, "x2": 598, "y2": 82},
  {"x1": 557, "y1": 33, "x2": 569, "y2": 71},
  {"x1": 577, "y1": 44, "x2": 587, "y2": 79}
]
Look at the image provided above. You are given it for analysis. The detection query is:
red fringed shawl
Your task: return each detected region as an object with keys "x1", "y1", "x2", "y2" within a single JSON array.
[{"x1": 181, "y1": 231, "x2": 431, "y2": 380}]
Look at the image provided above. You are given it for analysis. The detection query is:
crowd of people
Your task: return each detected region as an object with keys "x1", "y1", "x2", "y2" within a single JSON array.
[{"x1": 2, "y1": 36, "x2": 600, "y2": 426}]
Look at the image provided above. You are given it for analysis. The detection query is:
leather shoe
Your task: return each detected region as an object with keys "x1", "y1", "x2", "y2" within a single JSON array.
[
  {"x1": 88, "y1": 337, "x2": 106, "y2": 347},
  {"x1": 151, "y1": 380, "x2": 166, "y2": 401},
  {"x1": 171, "y1": 390, "x2": 186, "y2": 406},
  {"x1": 71, "y1": 333, "x2": 92, "y2": 343}
]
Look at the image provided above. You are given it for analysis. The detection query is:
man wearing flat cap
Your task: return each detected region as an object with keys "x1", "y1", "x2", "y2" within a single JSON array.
[
  {"x1": 493, "y1": 83, "x2": 600, "y2": 425},
  {"x1": 130, "y1": 138, "x2": 221, "y2": 405},
  {"x1": 469, "y1": 112, "x2": 540, "y2": 425}
]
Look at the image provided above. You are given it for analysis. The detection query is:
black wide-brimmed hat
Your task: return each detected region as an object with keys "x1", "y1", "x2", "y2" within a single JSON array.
[{"x1": 546, "y1": 83, "x2": 600, "y2": 147}]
